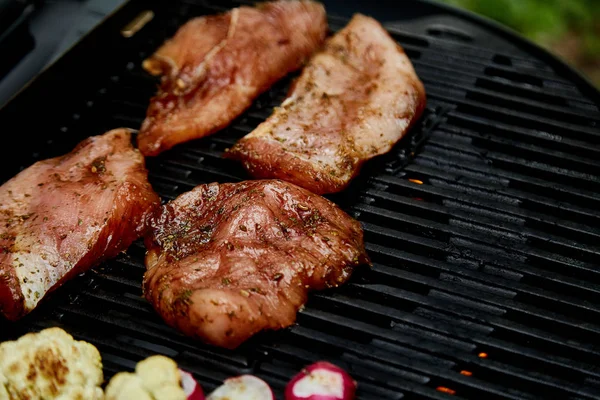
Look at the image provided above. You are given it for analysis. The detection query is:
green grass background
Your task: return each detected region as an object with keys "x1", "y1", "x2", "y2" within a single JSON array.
[{"x1": 439, "y1": 0, "x2": 600, "y2": 87}]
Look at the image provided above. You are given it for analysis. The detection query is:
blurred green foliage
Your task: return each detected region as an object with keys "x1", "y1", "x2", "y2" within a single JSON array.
[{"x1": 439, "y1": 0, "x2": 600, "y2": 85}]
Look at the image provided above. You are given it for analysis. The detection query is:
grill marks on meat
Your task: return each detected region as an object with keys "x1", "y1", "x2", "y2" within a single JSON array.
[
  {"x1": 138, "y1": 0, "x2": 328, "y2": 156},
  {"x1": 0, "y1": 129, "x2": 160, "y2": 320},
  {"x1": 226, "y1": 14, "x2": 426, "y2": 194},
  {"x1": 143, "y1": 180, "x2": 369, "y2": 349}
]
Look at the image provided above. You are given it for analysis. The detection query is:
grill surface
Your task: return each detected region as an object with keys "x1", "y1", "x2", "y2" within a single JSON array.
[{"x1": 1, "y1": 0, "x2": 600, "y2": 399}]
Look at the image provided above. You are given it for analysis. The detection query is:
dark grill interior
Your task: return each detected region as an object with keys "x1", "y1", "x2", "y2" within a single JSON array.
[{"x1": 1, "y1": 0, "x2": 600, "y2": 399}]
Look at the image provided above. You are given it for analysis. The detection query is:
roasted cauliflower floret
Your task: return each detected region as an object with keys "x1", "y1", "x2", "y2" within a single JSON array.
[
  {"x1": 105, "y1": 355, "x2": 186, "y2": 400},
  {"x1": 0, "y1": 327, "x2": 103, "y2": 400}
]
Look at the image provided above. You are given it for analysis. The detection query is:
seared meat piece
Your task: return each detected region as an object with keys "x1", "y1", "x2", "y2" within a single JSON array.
[
  {"x1": 143, "y1": 180, "x2": 369, "y2": 349},
  {"x1": 225, "y1": 14, "x2": 426, "y2": 194},
  {"x1": 138, "y1": 0, "x2": 328, "y2": 156},
  {"x1": 0, "y1": 129, "x2": 160, "y2": 320}
]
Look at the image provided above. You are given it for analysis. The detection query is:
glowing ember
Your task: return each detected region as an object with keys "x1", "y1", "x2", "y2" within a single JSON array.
[
  {"x1": 437, "y1": 386, "x2": 456, "y2": 395},
  {"x1": 408, "y1": 179, "x2": 424, "y2": 185}
]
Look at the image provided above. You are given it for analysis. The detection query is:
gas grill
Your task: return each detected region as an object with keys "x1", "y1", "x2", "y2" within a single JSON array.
[{"x1": 1, "y1": 0, "x2": 600, "y2": 398}]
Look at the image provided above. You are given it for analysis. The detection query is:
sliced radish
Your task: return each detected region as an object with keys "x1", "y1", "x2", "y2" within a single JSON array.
[
  {"x1": 179, "y1": 369, "x2": 205, "y2": 400},
  {"x1": 285, "y1": 361, "x2": 357, "y2": 400},
  {"x1": 207, "y1": 375, "x2": 275, "y2": 400}
]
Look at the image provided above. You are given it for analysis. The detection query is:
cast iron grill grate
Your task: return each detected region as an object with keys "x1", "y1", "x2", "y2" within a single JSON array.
[{"x1": 1, "y1": 0, "x2": 600, "y2": 399}]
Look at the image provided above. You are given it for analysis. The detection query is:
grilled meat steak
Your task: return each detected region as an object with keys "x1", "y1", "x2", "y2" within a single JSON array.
[
  {"x1": 143, "y1": 180, "x2": 369, "y2": 349},
  {"x1": 138, "y1": 0, "x2": 328, "y2": 156},
  {"x1": 225, "y1": 14, "x2": 426, "y2": 194},
  {"x1": 0, "y1": 129, "x2": 160, "y2": 320}
]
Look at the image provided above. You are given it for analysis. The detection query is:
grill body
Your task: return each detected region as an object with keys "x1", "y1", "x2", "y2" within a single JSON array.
[{"x1": 0, "y1": 1, "x2": 599, "y2": 399}]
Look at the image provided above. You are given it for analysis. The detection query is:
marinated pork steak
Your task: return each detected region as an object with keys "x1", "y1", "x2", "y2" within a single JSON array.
[
  {"x1": 143, "y1": 180, "x2": 369, "y2": 349},
  {"x1": 226, "y1": 14, "x2": 426, "y2": 194},
  {"x1": 0, "y1": 129, "x2": 160, "y2": 320},
  {"x1": 138, "y1": 0, "x2": 328, "y2": 156}
]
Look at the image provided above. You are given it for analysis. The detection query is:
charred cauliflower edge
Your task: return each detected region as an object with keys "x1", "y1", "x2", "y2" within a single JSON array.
[
  {"x1": 0, "y1": 328, "x2": 191, "y2": 400},
  {"x1": 0, "y1": 327, "x2": 104, "y2": 400}
]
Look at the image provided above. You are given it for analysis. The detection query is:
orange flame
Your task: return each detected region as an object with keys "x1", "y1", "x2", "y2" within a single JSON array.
[
  {"x1": 437, "y1": 386, "x2": 456, "y2": 395},
  {"x1": 409, "y1": 179, "x2": 424, "y2": 185},
  {"x1": 478, "y1": 352, "x2": 488, "y2": 358}
]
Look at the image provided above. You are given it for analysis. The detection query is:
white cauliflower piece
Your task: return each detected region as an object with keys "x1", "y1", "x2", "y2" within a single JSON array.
[
  {"x1": 0, "y1": 327, "x2": 103, "y2": 400},
  {"x1": 0, "y1": 371, "x2": 10, "y2": 399},
  {"x1": 105, "y1": 355, "x2": 187, "y2": 400}
]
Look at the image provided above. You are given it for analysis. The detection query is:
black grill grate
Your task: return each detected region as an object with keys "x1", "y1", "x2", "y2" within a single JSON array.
[{"x1": 1, "y1": 0, "x2": 600, "y2": 399}]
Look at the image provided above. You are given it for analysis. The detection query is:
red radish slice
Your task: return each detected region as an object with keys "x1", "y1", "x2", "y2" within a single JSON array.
[
  {"x1": 285, "y1": 361, "x2": 357, "y2": 400},
  {"x1": 207, "y1": 375, "x2": 275, "y2": 400},
  {"x1": 179, "y1": 369, "x2": 205, "y2": 400}
]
